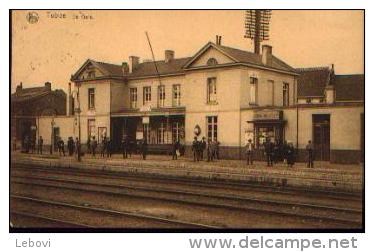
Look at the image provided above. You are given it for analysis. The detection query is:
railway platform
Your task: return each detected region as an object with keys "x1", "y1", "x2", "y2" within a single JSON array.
[{"x1": 11, "y1": 151, "x2": 363, "y2": 193}]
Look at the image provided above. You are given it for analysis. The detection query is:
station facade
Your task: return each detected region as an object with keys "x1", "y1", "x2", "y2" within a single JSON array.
[{"x1": 34, "y1": 40, "x2": 364, "y2": 164}]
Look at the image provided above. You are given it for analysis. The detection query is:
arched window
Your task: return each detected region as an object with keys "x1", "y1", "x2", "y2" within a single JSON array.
[{"x1": 207, "y1": 58, "x2": 218, "y2": 66}]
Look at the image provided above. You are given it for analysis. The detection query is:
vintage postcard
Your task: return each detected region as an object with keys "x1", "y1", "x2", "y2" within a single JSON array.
[{"x1": 10, "y1": 10, "x2": 364, "y2": 233}]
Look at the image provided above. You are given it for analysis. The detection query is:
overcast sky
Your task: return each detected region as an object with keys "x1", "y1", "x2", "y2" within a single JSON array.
[{"x1": 11, "y1": 10, "x2": 364, "y2": 93}]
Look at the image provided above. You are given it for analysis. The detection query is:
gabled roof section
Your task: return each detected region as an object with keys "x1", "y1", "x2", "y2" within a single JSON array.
[
  {"x1": 335, "y1": 74, "x2": 364, "y2": 101},
  {"x1": 71, "y1": 59, "x2": 124, "y2": 81},
  {"x1": 183, "y1": 42, "x2": 296, "y2": 73},
  {"x1": 296, "y1": 67, "x2": 331, "y2": 97},
  {"x1": 129, "y1": 57, "x2": 191, "y2": 78}
]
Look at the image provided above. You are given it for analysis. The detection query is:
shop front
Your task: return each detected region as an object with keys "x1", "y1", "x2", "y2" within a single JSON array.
[
  {"x1": 111, "y1": 107, "x2": 185, "y2": 154},
  {"x1": 247, "y1": 109, "x2": 286, "y2": 148}
]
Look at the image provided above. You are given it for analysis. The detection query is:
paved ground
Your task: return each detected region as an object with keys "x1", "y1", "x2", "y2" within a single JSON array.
[{"x1": 11, "y1": 151, "x2": 363, "y2": 193}]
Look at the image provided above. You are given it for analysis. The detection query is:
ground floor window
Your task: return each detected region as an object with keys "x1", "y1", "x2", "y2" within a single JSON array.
[
  {"x1": 143, "y1": 124, "x2": 151, "y2": 143},
  {"x1": 172, "y1": 122, "x2": 184, "y2": 142},
  {"x1": 254, "y1": 123, "x2": 284, "y2": 148},
  {"x1": 157, "y1": 122, "x2": 166, "y2": 144},
  {"x1": 207, "y1": 116, "x2": 218, "y2": 141},
  {"x1": 87, "y1": 119, "x2": 96, "y2": 139}
]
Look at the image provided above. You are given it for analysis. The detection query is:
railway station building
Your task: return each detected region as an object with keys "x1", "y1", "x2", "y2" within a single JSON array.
[{"x1": 33, "y1": 39, "x2": 364, "y2": 164}]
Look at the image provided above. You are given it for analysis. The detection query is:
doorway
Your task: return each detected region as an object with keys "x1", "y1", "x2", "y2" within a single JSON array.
[{"x1": 312, "y1": 114, "x2": 330, "y2": 161}]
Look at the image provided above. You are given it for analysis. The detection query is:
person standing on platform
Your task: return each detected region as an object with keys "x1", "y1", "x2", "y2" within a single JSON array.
[
  {"x1": 67, "y1": 137, "x2": 73, "y2": 156},
  {"x1": 306, "y1": 140, "x2": 314, "y2": 168},
  {"x1": 38, "y1": 136, "x2": 43, "y2": 155},
  {"x1": 172, "y1": 139, "x2": 180, "y2": 160},
  {"x1": 192, "y1": 137, "x2": 199, "y2": 162},
  {"x1": 86, "y1": 137, "x2": 91, "y2": 155},
  {"x1": 245, "y1": 139, "x2": 254, "y2": 165},
  {"x1": 207, "y1": 139, "x2": 213, "y2": 162},
  {"x1": 106, "y1": 138, "x2": 112, "y2": 158},
  {"x1": 122, "y1": 135, "x2": 129, "y2": 159},
  {"x1": 141, "y1": 138, "x2": 148, "y2": 160},
  {"x1": 91, "y1": 136, "x2": 97, "y2": 157},
  {"x1": 286, "y1": 142, "x2": 295, "y2": 168},
  {"x1": 100, "y1": 136, "x2": 106, "y2": 158},
  {"x1": 264, "y1": 138, "x2": 274, "y2": 167},
  {"x1": 200, "y1": 137, "x2": 207, "y2": 160}
]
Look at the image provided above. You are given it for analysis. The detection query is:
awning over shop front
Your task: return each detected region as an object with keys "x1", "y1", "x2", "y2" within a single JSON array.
[
  {"x1": 111, "y1": 106, "x2": 186, "y2": 118},
  {"x1": 247, "y1": 109, "x2": 286, "y2": 124}
]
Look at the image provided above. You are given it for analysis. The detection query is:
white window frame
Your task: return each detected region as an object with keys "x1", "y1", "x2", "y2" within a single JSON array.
[
  {"x1": 172, "y1": 84, "x2": 181, "y2": 107},
  {"x1": 207, "y1": 116, "x2": 218, "y2": 142},
  {"x1": 158, "y1": 85, "x2": 166, "y2": 107},
  {"x1": 130, "y1": 88, "x2": 137, "y2": 109},
  {"x1": 143, "y1": 86, "x2": 151, "y2": 105},
  {"x1": 249, "y1": 77, "x2": 258, "y2": 105},
  {"x1": 207, "y1": 77, "x2": 217, "y2": 103},
  {"x1": 88, "y1": 88, "x2": 95, "y2": 109}
]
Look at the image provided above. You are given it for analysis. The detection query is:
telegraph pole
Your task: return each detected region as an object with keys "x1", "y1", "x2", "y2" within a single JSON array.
[{"x1": 244, "y1": 10, "x2": 272, "y2": 54}]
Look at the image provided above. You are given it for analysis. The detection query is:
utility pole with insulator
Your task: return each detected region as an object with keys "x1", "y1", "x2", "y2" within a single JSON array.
[{"x1": 244, "y1": 10, "x2": 272, "y2": 54}]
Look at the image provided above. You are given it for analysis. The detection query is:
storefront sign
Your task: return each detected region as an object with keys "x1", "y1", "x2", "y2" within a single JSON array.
[
  {"x1": 253, "y1": 110, "x2": 282, "y2": 121},
  {"x1": 140, "y1": 105, "x2": 152, "y2": 112},
  {"x1": 142, "y1": 116, "x2": 150, "y2": 124}
]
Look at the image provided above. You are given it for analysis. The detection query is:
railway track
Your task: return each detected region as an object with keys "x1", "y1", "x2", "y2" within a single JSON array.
[
  {"x1": 11, "y1": 195, "x2": 218, "y2": 229},
  {"x1": 11, "y1": 170, "x2": 362, "y2": 228},
  {"x1": 12, "y1": 164, "x2": 362, "y2": 202}
]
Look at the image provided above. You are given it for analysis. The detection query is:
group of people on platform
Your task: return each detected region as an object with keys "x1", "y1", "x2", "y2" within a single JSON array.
[
  {"x1": 19, "y1": 133, "x2": 315, "y2": 168},
  {"x1": 191, "y1": 136, "x2": 220, "y2": 162},
  {"x1": 245, "y1": 138, "x2": 314, "y2": 168},
  {"x1": 20, "y1": 135, "x2": 44, "y2": 154}
]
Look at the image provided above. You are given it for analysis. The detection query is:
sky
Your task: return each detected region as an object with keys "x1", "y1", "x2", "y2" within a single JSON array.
[{"x1": 11, "y1": 10, "x2": 364, "y2": 93}]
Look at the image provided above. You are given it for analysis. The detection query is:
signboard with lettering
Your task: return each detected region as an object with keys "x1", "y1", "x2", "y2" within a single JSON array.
[{"x1": 253, "y1": 110, "x2": 282, "y2": 121}]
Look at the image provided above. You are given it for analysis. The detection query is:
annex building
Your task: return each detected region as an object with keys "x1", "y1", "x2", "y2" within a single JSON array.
[{"x1": 32, "y1": 39, "x2": 364, "y2": 164}]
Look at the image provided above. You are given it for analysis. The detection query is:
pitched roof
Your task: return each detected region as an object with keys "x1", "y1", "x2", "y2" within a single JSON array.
[
  {"x1": 215, "y1": 44, "x2": 296, "y2": 73},
  {"x1": 335, "y1": 74, "x2": 364, "y2": 101},
  {"x1": 11, "y1": 86, "x2": 50, "y2": 103},
  {"x1": 130, "y1": 57, "x2": 191, "y2": 78},
  {"x1": 296, "y1": 67, "x2": 331, "y2": 97},
  {"x1": 72, "y1": 42, "x2": 296, "y2": 80},
  {"x1": 296, "y1": 67, "x2": 364, "y2": 101}
]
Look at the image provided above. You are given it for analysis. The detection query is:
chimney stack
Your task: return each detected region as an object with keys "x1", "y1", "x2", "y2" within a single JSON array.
[
  {"x1": 261, "y1": 45, "x2": 272, "y2": 65},
  {"x1": 129, "y1": 56, "x2": 140, "y2": 73},
  {"x1": 165, "y1": 50, "x2": 175, "y2": 63},
  {"x1": 121, "y1": 62, "x2": 129, "y2": 75},
  {"x1": 215, "y1": 35, "x2": 222, "y2": 45},
  {"x1": 45, "y1": 82, "x2": 51, "y2": 90}
]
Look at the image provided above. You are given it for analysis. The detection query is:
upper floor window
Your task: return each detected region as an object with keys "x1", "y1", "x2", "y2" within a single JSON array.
[
  {"x1": 143, "y1": 86, "x2": 151, "y2": 105},
  {"x1": 88, "y1": 88, "x2": 95, "y2": 109},
  {"x1": 158, "y1": 85, "x2": 166, "y2": 107},
  {"x1": 172, "y1": 84, "x2": 181, "y2": 107},
  {"x1": 267, "y1": 80, "x2": 275, "y2": 106},
  {"x1": 130, "y1": 88, "x2": 137, "y2": 109},
  {"x1": 207, "y1": 77, "x2": 217, "y2": 103},
  {"x1": 283, "y1": 82, "x2": 289, "y2": 107},
  {"x1": 207, "y1": 58, "x2": 218, "y2": 66},
  {"x1": 249, "y1": 77, "x2": 258, "y2": 105}
]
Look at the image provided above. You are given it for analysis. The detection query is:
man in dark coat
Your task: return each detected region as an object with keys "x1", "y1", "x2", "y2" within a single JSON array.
[
  {"x1": 306, "y1": 140, "x2": 314, "y2": 168},
  {"x1": 91, "y1": 136, "x2": 97, "y2": 157},
  {"x1": 141, "y1": 139, "x2": 148, "y2": 160},
  {"x1": 106, "y1": 138, "x2": 112, "y2": 158},
  {"x1": 67, "y1": 137, "x2": 74, "y2": 156},
  {"x1": 121, "y1": 135, "x2": 129, "y2": 159},
  {"x1": 286, "y1": 142, "x2": 295, "y2": 168},
  {"x1": 38, "y1": 136, "x2": 44, "y2": 155},
  {"x1": 264, "y1": 138, "x2": 274, "y2": 167},
  {"x1": 192, "y1": 137, "x2": 199, "y2": 162},
  {"x1": 200, "y1": 137, "x2": 207, "y2": 160}
]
